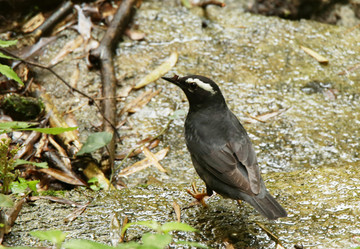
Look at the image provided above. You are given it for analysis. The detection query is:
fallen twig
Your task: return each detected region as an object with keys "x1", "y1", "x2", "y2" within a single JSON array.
[
  {"x1": 89, "y1": 0, "x2": 137, "y2": 171},
  {"x1": 32, "y1": 1, "x2": 74, "y2": 39}
]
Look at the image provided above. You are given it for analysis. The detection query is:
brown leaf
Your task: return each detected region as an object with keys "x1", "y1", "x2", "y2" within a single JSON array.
[
  {"x1": 49, "y1": 35, "x2": 84, "y2": 67},
  {"x1": 118, "y1": 147, "x2": 169, "y2": 177},
  {"x1": 300, "y1": 45, "x2": 329, "y2": 64},
  {"x1": 172, "y1": 201, "x2": 181, "y2": 222},
  {"x1": 120, "y1": 89, "x2": 161, "y2": 115},
  {"x1": 39, "y1": 168, "x2": 86, "y2": 186},
  {"x1": 142, "y1": 147, "x2": 167, "y2": 172},
  {"x1": 115, "y1": 139, "x2": 160, "y2": 160},
  {"x1": 244, "y1": 109, "x2": 288, "y2": 124},
  {"x1": 134, "y1": 52, "x2": 178, "y2": 89},
  {"x1": 69, "y1": 63, "x2": 80, "y2": 89},
  {"x1": 125, "y1": 29, "x2": 146, "y2": 41},
  {"x1": 29, "y1": 195, "x2": 84, "y2": 207},
  {"x1": 75, "y1": 5, "x2": 93, "y2": 42},
  {"x1": 64, "y1": 203, "x2": 89, "y2": 223},
  {"x1": 83, "y1": 161, "x2": 113, "y2": 190},
  {"x1": 22, "y1": 13, "x2": 45, "y2": 33},
  {"x1": 49, "y1": 136, "x2": 72, "y2": 170}
]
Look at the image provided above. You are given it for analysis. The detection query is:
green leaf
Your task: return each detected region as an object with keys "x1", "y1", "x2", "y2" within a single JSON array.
[
  {"x1": 0, "y1": 247, "x2": 34, "y2": 249},
  {"x1": 63, "y1": 239, "x2": 115, "y2": 249},
  {"x1": 27, "y1": 180, "x2": 39, "y2": 192},
  {"x1": 0, "y1": 39, "x2": 17, "y2": 47},
  {"x1": 0, "y1": 121, "x2": 33, "y2": 132},
  {"x1": 0, "y1": 64, "x2": 24, "y2": 86},
  {"x1": 142, "y1": 233, "x2": 172, "y2": 248},
  {"x1": 115, "y1": 242, "x2": 142, "y2": 249},
  {"x1": 10, "y1": 181, "x2": 28, "y2": 194},
  {"x1": 0, "y1": 193, "x2": 14, "y2": 207},
  {"x1": 14, "y1": 159, "x2": 48, "y2": 168},
  {"x1": 10, "y1": 178, "x2": 39, "y2": 194},
  {"x1": 160, "y1": 222, "x2": 197, "y2": 234},
  {"x1": 77, "y1": 132, "x2": 113, "y2": 156},
  {"x1": 0, "y1": 51, "x2": 16, "y2": 60},
  {"x1": 19, "y1": 126, "x2": 77, "y2": 135},
  {"x1": 176, "y1": 240, "x2": 209, "y2": 248},
  {"x1": 30, "y1": 230, "x2": 67, "y2": 245},
  {"x1": 180, "y1": 0, "x2": 192, "y2": 8},
  {"x1": 122, "y1": 221, "x2": 160, "y2": 236},
  {"x1": 87, "y1": 177, "x2": 98, "y2": 183}
]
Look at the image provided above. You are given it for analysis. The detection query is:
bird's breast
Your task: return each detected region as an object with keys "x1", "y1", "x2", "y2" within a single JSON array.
[{"x1": 184, "y1": 110, "x2": 230, "y2": 146}]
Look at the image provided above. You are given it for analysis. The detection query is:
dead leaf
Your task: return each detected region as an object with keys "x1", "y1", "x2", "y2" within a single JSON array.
[
  {"x1": 134, "y1": 52, "x2": 178, "y2": 89},
  {"x1": 109, "y1": 213, "x2": 121, "y2": 246},
  {"x1": 142, "y1": 147, "x2": 167, "y2": 172},
  {"x1": 22, "y1": 13, "x2": 45, "y2": 33},
  {"x1": 118, "y1": 85, "x2": 133, "y2": 98},
  {"x1": 100, "y1": 1, "x2": 118, "y2": 22},
  {"x1": 39, "y1": 168, "x2": 86, "y2": 186},
  {"x1": 75, "y1": 5, "x2": 93, "y2": 43},
  {"x1": 118, "y1": 147, "x2": 169, "y2": 177},
  {"x1": 49, "y1": 136, "x2": 72, "y2": 170},
  {"x1": 49, "y1": 35, "x2": 84, "y2": 67},
  {"x1": 34, "y1": 133, "x2": 48, "y2": 158},
  {"x1": 64, "y1": 203, "x2": 89, "y2": 223},
  {"x1": 83, "y1": 161, "x2": 113, "y2": 190},
  {"x1": 120, "y1": 89, "x2": 161, "y2": 115},
  {"x1": 172, "y1": 201, "x2": 181, "y2": 222},
  {"x1": 224, "y1": 241, "x2": 235, "y2": 249},
  {"x1": 14, "y1": 36, "x2": 59, "y2": 66},
  {"x1": 300, "y1": 45, "x2": 329, "y2": 64},
  {"x1": 5, "y1": 197, "x2": 27, "y2": 234},
  {"x1": 69, "y1": 63, "x2": 80, "y2": 89},
  {"x1": 244, "y1": 109, "x2": 288, "y2": 124},
  {"x1": 115, "y1": 139, "x2": 160, "y2": 160},
  {"x1": 29, "y1": 195, "x2": 84, "y2": 207},
  {"x1": 125, "y1": 29, "x2": 146, "y2": 41}
]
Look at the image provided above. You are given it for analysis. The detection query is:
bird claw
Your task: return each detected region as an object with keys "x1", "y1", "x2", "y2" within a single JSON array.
[{"x1": 186, "y1": 182, "x2": 209, "y2": 207}]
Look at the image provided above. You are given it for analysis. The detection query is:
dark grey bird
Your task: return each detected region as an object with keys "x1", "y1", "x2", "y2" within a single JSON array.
[{"x1": 162, "y1": 74, "x2": 287, "y2": 220}]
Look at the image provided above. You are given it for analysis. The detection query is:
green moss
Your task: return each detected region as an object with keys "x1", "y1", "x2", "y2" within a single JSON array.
[{"x1": 1, "y1": 94, "x2": 44, "y2": 121}]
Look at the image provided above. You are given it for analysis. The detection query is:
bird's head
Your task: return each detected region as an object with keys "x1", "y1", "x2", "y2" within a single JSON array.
[{"x1": 162, "y1": 74, "x2": 226, "y2": 110}]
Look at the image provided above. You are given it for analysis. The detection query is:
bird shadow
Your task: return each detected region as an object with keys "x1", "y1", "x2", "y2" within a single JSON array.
[{"x1": 183, "y1": 198, "x2": 274, "y2": 248}]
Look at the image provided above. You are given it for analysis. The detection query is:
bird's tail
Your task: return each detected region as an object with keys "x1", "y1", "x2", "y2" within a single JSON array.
[{"x1": 242, "y1": 192, "x2": 287, "y2": 220}]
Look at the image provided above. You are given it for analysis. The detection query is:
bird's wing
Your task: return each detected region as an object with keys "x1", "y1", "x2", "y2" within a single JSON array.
[
  {"x1": 192, "y1": 140, "x2": 261, "y2": 196},
  {"x1": 188, "y1": 113, "x2": 261, "y2": 195}
]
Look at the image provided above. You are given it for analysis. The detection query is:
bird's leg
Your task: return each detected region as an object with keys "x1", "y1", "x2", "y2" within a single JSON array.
[{"x1": 186, "y1": 182, "x2": 209, "y2": 207}]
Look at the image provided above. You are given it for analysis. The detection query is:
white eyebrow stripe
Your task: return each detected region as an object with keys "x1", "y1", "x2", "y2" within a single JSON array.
[{"x1": 186, "y1": 78, "x2": 215, "y2": 94}]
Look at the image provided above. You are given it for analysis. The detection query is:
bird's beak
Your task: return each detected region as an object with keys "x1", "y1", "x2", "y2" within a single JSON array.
[{"x1": 161, "y1": 74, "x2": 180, "y2": 85}]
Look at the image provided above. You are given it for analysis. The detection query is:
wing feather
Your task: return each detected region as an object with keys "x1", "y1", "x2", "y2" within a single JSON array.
[{"x1": 186, "y1": 111, "x2": 261, "y2": 196}]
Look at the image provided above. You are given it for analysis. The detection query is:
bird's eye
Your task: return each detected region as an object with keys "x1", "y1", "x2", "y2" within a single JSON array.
[{"x1": 189, "y1": 82, "x2": 197, "y2": 90}]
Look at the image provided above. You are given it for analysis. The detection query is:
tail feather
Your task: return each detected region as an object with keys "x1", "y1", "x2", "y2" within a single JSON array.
[{"x1": 243, "y1": 192, "x2": 287, "y2": 220}]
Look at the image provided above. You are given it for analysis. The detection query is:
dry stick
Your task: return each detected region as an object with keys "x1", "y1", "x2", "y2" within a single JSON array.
[
  {"x1": 32, "y1": 1, "x2": 74, "y2": 39},
  {"x1": 89, "y1": 0, "x2": 137, "y2": 173}
]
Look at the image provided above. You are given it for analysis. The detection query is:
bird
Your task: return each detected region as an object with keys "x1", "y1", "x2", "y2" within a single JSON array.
[{"x1": 162, "y1": 74, "x2": 287, "y2": 220}]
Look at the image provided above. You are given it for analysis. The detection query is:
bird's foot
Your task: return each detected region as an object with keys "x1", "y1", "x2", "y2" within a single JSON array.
[{"x1": 186, "y1": 182, "x2": 209, "y2": 207}]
